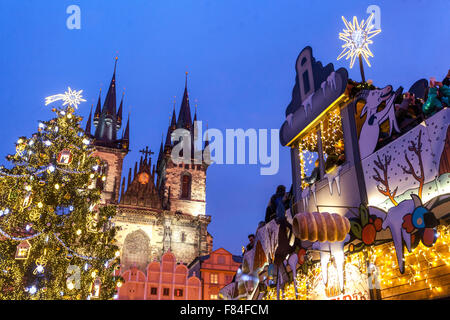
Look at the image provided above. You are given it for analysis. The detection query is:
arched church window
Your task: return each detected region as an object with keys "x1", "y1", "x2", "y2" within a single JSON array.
[{"x1": 181, "y1": 174, "x2": 191, "y2": 199}]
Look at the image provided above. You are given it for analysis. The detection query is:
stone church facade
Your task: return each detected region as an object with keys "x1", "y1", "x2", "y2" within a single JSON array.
[{"x1": 84, "y1": 62, "x2": 213, "y2": 271}]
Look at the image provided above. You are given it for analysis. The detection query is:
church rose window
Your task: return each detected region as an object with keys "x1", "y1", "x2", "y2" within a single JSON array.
[
  {"x1": 122, "y1": 230, "x2": 150, "y2": 271},
  {"x1": 138, "y1": 172, "x2": 150, "y2": 184}
]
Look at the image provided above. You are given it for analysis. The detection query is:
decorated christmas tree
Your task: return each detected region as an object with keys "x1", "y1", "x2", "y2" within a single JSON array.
[{"x1": 0, "y1": 88, "x2": 122, "y2": 300}]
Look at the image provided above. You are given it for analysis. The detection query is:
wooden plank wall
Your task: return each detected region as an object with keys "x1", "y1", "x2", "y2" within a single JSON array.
[{"x1": 376, "y1": 241, "x2": 450, "y2": 300}]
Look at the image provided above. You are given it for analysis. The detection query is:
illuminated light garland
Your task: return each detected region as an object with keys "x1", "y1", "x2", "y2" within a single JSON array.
[
  {"x1": 0, "y1": 228, "x2": 115, "y2": 263},
  {"x1": 0, "y1": 164, "x2": 94, "y2": 178},
  {"x1": 297, "y1": 107, "x2": 344, "y2": 189},
  {"x1": 298, "y1": 130, "x2": 319, "y2": 189},
  {"x1": 263, "y1": 225, "x2": 450, "y2": 300},
  {"x1": 54, "y1": 234, "x2": 115, "y2": 264},
  {"x1": 366, "y1": 225, "x2": 450, "y2": 297},
  {"x1": 0, "y1": 227, "x2": 42, "y2": 241}
]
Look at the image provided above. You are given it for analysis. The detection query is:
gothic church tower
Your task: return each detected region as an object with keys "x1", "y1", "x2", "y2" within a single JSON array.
[
  {"x1": 85, "y1": 58, "x2": 130, "y2": 205},
  {"x1": 89, "y1": 71, "x2": 213, "y2": 271},
  {"x1": 156, "y1": 73, "x2": 210, "y2": 217}
]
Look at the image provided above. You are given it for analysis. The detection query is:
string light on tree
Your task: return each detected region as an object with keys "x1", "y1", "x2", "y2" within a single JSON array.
[{"x1": 0, "y1": 87, "x2": 123, "y2": 299}]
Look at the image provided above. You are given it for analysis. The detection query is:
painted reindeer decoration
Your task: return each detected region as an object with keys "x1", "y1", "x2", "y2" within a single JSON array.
[
  {"x1": 357, "y1": 85, "x2": 401, "y2": 159},
  {"x1": 369, "y1": 194, "x2": 441, "y2": 274}
]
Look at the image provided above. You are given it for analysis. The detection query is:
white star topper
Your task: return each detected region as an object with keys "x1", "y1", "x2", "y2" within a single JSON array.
[
  {"x1": 45, "y1": 87, "x2": 86, "y2": 109},
  {"x1": 337, "y1": 13, "x2": 381, "y2": 68}
]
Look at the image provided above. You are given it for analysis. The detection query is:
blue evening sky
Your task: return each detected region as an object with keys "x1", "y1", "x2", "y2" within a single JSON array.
[{"x1": 0, "y1": 0, "x2": 448, "y2": 256}]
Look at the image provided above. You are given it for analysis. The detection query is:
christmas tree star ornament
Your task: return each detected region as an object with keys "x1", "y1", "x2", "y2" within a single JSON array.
[{"x1": 45, "y1": 87, "x2": 86, "y2": 109}]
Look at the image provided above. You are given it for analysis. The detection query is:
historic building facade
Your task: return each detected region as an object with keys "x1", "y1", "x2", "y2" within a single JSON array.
[
  {"x1": 85, "y1": 62, "x2": 213, "y2": 273},
  {"x1": 188, "y1": 248, "x2": 243, "y2": 300},
  {"x1": 117, "y1": 251, "x2": 202, "y2": 300}
]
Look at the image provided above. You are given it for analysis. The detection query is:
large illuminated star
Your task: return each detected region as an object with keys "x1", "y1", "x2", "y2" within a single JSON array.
[
  {"x1": 45, "y1": 87, "x2": 86, "y2": 109},
  {"x1": 337, "y1": 13, "x2": 381, "y2": 68}
]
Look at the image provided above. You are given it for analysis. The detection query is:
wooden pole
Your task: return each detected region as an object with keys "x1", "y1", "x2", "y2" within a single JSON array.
[{"x1": 359, "y1": 54, "x2": 366, "y2": 83}]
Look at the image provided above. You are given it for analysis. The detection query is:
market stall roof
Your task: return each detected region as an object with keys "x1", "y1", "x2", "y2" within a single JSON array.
[{"x1": 279, "y1": 46, "x2": 349, "y2": 147}]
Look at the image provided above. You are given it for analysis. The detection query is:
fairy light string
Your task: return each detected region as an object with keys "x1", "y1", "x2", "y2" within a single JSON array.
[{"x1": 263, "y1": 225, "x2": 450, "y2": 300}]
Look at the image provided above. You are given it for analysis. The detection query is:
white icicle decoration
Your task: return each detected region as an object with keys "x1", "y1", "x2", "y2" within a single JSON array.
[
  {"x1": 327, "y1": 71, "x2": 337, "y2": 91},
  {"x1": 302, "y1": 93, "x2": 314, "y2": 117},
  {"x1": 302, "y1": 186, "x2": 310, "y2": 210},
  {"x1": 324, "y1": 166, "x2": 342, "y2": 196}
]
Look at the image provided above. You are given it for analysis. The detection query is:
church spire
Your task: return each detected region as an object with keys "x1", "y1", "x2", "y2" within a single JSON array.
[
  {"x1": 93, "y1": 89, "x2": 101, "y2": 126},
  {"x1": 176, "y1": 72, "x2": 192, "y2": 130},
  {"x1": 192, "y1": 102, "x2": 197, "y2": 127},
  {"x1": 164, "y1": 102, "x2": 177, "y2": 150},
  {"x1": 157, "y1": 136, "x2": 164, "y2": 165},
  {"x1": 117, "y1": 92, "x2": 124, "y2": 130},
  {"x1": 102, "y1": 57, "x2": 118, "y2": 116},
  {"x1": 94, "y1": 57, "x2": 121, "y2": 147},
  {"x1": 203, "y1": 121, "x2": 211, "y2": 166},
  {"x1": 85, "y1": 105, "x2": 93, "y2": 135},
  {"x1": 171, "y1": 101, "x2": 177, "y2": 128},
  {"x1": 122, "y1": 113, "x2": 130, "y2": 150}
]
